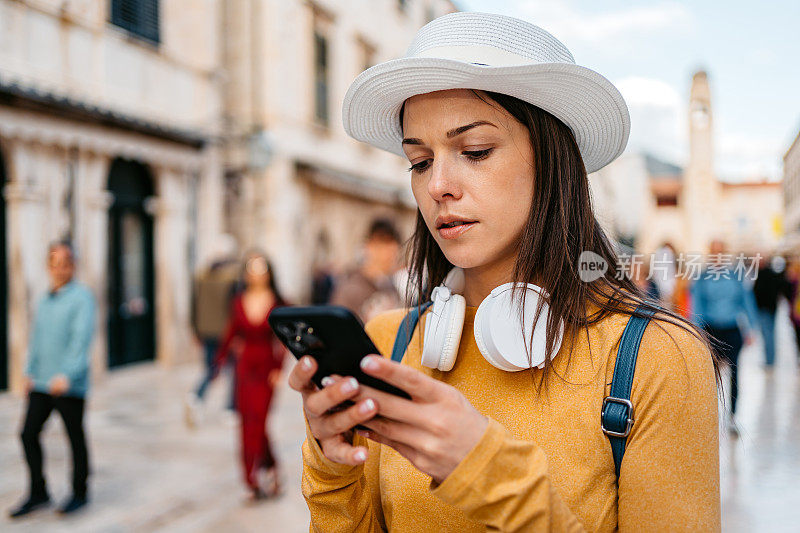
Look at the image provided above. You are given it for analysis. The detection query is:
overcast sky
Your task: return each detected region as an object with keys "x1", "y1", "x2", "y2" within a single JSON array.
[{"x1": 456, "y1": 0, "x2": 800, "y2": 181}]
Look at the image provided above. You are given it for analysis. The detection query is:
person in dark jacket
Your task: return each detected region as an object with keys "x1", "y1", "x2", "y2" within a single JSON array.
[
  {"x1": 330, "y1": 219, "x2": 403, "y2": 323},
  {"x1": 752, "y1": 254, "x2": 790, "y2": 367},
  {"x1": 186, "y1": 236, "x2": 240, "y2": 427}
]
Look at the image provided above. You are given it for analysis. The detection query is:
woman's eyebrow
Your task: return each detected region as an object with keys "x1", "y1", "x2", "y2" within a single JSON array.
[{"x1": 402, "y1": 120, "x2": 498, "y2": 145}]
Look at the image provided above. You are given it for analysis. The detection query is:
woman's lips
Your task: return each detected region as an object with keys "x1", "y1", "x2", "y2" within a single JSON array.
[{"x1": 437, "y1": 222, "x2": 477, "y2": 239}]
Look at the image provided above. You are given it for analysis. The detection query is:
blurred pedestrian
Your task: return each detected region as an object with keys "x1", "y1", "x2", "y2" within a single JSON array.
[
  {"x1": 330, "y1": 218, "x2": 403, "y2": 322},
  {"x1": 752, "y1": 254, "x2": 790, "y2": 367},
  {"x1": 652, "y1": 242, "x2": 677, "y2": 304},
  {"x1": 214, "y1": 251, "x2": 287, "y2": 500},
  {"x1": 691, "y1": 240, "x2": 759, "y2": 435},
  {"x1": 672, "y1": 260, "x2": 694, "y2": 319},
  {"x1": 185, "y1": 234, "x2": 240, "y2": 426},
  {"x1": 311, "y1": 267, "x2": 335, "y2": 304},
  {"x1": 631, "y1": 255, "x2": 661, "y2": 302},
  {"x1": 785, "y1": 256, "x2": 800, "y2": 363},
  {"x1": 311, "y1": 233, "x2": 336, "y2": 305},
  {"x1": 8, "y1": 242, "x2": 96, "y2": 518}
]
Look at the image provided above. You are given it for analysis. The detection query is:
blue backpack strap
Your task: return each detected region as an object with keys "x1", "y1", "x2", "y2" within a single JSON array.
[
  {"x1": 390, "y1": 302, "x2": 433, "y2": 363},
  {"x1": 601, "y1": 304, "x2": 657, "y2": 479}
]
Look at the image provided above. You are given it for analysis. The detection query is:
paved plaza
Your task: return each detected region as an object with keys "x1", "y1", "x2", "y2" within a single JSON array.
[{"x1": 1, "y1": 307, "x2": 800, "y2": 532}]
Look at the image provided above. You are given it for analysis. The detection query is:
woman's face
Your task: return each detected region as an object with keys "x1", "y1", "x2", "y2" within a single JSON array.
[
  {"x1": 402, "y1": 89, "x2": 535, "y2": 273},
  {"x1": 245, "y1": 256, "x2": 271, "y2": 288}
]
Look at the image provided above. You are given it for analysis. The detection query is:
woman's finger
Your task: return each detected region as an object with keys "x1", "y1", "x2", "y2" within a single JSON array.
[
  {"x1": 321, "y1": 374, "x2": 344, "y2": 387},
  {"x1": 360, "y1": 415, "x2": 429, "y2": 450},
  {"x1": 320, "y1": 437, "x2": 370, "y2": 466},
  {"x1": 351, "y1": 383, "x2": 428, "y2": 427},
  {"x1": 359, "y1": 355, "x2": 443, "y2": 400},
  {"x1": 288, "y1": 356, "x2": 317, "y2": 394},
  {"x1": 357, "y1": 428, "x2": 419, "y2": 466},
  {"x1": 304, "y1": 376, "x2": 361, "y2": 417},
  {"x1": 314, "y1": 398, "x2": 379, "y2": 439}
]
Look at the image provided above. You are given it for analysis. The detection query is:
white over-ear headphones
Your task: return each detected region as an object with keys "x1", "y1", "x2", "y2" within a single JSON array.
[{"x1": 422, "y1": 268, "x2": 564, "y2": 372}]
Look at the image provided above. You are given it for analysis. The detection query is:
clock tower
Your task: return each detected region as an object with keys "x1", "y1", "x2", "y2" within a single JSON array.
[{"x1": 683, "y1": 70, "x2": 720, "y2": 253}]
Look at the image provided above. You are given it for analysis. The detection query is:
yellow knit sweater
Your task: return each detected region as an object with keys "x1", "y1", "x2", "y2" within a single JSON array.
[{"x1": 301, "y1": 306, "x2": 720, "y2": 532}]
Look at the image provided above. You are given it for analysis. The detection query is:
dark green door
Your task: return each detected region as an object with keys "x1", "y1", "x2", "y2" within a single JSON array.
[
  {"x1": 0, "y1": 145, "x2": 7, "y2": 390},
  {"x1": 107, "y1": 159, "x2": 155, "y2": 368}
]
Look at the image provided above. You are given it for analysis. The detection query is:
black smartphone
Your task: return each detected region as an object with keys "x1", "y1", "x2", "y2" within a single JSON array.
[{"x1": 269, "y1": 305, "x2": 411, "y2": 399}]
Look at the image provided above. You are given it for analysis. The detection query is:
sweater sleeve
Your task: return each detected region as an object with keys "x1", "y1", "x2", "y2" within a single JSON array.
[
  {"x1": 301, "y1": 418, "x2": 386, "y2": 532},
  {"x1": 300, "y1": 308, "x2": 408, "y2": 532},
  {"x1": 429, "y1": 418, "x2": 586, "y2": 531}
]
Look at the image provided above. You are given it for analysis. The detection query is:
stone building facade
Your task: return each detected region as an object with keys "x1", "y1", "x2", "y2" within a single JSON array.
[
  {"x1": 782, "y1": 129, "x2": 800, "y2": 250},
  {"x1": 218, "y1": 0, "x2": 456, "y2": 303},
  {"x1": 0, "y1": 0, "x2": 458, "y2": 393},
  {"x1": 0, "y1": 0, "x2": 226, "y2": 392}
]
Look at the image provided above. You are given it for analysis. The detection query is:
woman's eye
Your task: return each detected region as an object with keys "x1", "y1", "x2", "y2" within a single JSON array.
[
  {"x1": 463, "y1": 148, "x2": 493, "y2": 161},
  {"x1": 408, "y1": 159, "x2": 431, "y2": 173}
]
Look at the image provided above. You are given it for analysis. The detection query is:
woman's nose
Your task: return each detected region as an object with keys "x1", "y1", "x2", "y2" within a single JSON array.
[{"x1": 427, "y1": 157, "x2": 462, "y2": 202}]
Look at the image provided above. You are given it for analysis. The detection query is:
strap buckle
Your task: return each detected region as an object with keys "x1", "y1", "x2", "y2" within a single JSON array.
[{"x1": 601, "y1": 397, "x2": 635, "y2": 438}]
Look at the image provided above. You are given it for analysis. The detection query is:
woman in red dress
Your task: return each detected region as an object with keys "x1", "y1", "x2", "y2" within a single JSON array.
[{"x1": 215, "y1": 251, "x2": 286, "y2": 499}]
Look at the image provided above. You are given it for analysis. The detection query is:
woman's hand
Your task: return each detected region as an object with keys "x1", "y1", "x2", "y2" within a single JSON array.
[
  {"x1": 354, "y1": 355, "x2": 489, "y2": 485},
  {"x1": 268, "y1": 369, "x2": 281, "y2": 388},
  {"x1": 288, "y1": 356, "x2": 379, "y2": 466}
]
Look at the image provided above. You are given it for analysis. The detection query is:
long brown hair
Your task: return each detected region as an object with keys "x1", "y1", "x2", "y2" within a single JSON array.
[{"x1": 402, "y1": 90, "x2": 721, "y2": 389}]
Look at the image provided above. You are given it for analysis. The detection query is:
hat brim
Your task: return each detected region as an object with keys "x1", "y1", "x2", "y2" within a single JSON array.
[{"x1": 342, "y1": 57, "x2": 630, "y2": 174}]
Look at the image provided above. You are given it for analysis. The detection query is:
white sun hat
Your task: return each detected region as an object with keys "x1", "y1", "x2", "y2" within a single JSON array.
[{"x1": 342, "y1": 12, "x2": 630, "y2": 174}]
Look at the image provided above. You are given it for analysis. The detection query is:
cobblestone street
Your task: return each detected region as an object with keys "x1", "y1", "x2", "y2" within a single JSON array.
[
  {"x1": 1, "y1": 306, "x2": 800, "y2": 532},
  {"x1": 0, "y1": 358, "x2": 310, "y2": 533}
]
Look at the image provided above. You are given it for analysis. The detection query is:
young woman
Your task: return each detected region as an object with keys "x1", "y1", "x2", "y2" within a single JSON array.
[
  {"x1": 215, "y1": 251, "x2": 286, "y2": 500},
  {"x1": 289, "y1": 12, "x2": 720, "y2": 531}
]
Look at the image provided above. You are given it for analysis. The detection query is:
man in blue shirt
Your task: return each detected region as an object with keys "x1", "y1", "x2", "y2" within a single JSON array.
[
  {"x1": 8, "y1": 242, "x2": 96, "y2": 518},
  {"x1": 691, "y1": 240, "x2": 759, "y2": 436}
]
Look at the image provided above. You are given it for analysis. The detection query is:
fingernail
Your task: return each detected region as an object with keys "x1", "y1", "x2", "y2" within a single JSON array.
[
  {"x1": 360, "y1": 398, "x2": 375, "y2": 414},
  {"x1": 321, "y1": 376, "x2": 333, "y2": 387},
  {"x1": 360, "y1": 356, "x2": 377, "y2": 371},
  {"x1": 301, "y1": 357, "x2": 313, "y2": 370},
  {"x1": 354, "y1": 449, "x2": 367, "y2": 462},
  {"x1": 342, "y1": 377, "x2": 358, "y2": 392}
]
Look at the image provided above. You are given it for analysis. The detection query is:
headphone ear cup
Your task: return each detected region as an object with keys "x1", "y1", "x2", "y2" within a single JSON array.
[
  {"x1": 422, "y1": 292, "x2": 466, "y2": 371},
  {"x1": 474, "y1": 283, "x2": 562, "y2": 371},
  {"x1": 474, "y1": 294, "x2": 517, "y2": 371},
  {"x1": 437, "y1": 294, "x2": 466, "y2": 371}
]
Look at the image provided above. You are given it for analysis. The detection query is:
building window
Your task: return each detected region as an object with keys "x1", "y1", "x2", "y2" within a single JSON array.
[
  {"x1": 425, "y1": 5, "x2": 436, "y2": 23},
  {"x1": 313, "y1": 31, "x2": 329, "y2": 126},
  {"x1": 223, "y1": 170, "x2": 244, "y2": 237},
  {"x1": 656, "y1": 195, "x2": 678, "y2": 207},
  {"x1": 357, "y1": 36, "x2": 376, "y2": 73},
  {"x1": 110, "y1": 0, "x2": 160, "y2": 45}
]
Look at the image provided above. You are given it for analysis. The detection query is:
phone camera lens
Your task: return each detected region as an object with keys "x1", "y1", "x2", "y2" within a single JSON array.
[
  {"x1": 276, "y1": 323, "x2": 293, "y2": 337},
  {"x1": 291, "y1": 340, "x2": 306, "y2": 353}
]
